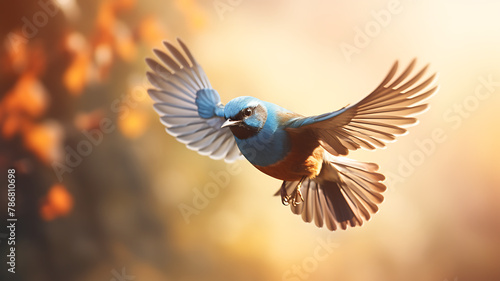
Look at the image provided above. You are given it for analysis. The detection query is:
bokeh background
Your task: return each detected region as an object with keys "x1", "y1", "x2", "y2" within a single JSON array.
[{"x1": 1, "y1": 0, "x2": 499, "y2": 281}]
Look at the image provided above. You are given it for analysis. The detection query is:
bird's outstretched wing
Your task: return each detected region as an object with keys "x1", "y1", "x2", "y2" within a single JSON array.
[
  {"x1": 286, "y1": 59, "x2": 438, "y2": 156},
  {"x1": 146, "y1": 39, "x2": 242, "y2": 162}
]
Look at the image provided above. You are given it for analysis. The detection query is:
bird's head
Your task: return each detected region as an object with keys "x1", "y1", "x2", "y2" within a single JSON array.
[{"x1": 222, "y1": 96, "x2": 268, "y2": 139}]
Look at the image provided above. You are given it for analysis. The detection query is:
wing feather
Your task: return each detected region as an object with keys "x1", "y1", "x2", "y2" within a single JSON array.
[
  {"x1": 286, "y1": 59, "x2": 438, "y2": 155},
  {"x1": 147, "y1": 39, "x2": 242, "y2": 162}
]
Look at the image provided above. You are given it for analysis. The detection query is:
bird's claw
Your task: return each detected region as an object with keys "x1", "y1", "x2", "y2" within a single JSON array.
[
  {"x1": 281, "y1": 179, "x2": 305, "y2": 207},
  {"x1": 282, "y1": 195, "x2": 290, "y2": 206},
  {"x1": 290, "y1": 187, "x2": 304, "y2": 206},
  {"x1": 280, "y1": 183, "x2": 290, "y2": 206}
]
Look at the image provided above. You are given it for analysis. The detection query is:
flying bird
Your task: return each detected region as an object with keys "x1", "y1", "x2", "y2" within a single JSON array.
[{"x1": 146, "y1": 39, "x2": 438, "y2": 231}]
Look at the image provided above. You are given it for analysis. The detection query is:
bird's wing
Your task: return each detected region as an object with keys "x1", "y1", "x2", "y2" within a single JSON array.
[
  {"x1": 146, "y1": 39, "x2": 242, "y2": 162},
  {"x1": 286, "y1": 59, "x2": 438, "y2": 156}
]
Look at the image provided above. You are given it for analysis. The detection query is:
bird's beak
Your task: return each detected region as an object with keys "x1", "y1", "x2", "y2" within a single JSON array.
[{"x1": 221, "y1": 119, "x2": 241, "y2": 128}]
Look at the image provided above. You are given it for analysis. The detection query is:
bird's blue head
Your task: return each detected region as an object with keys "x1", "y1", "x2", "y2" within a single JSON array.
[{"x1": 222, "y1": 96, "x2": 268, "y2": 139}]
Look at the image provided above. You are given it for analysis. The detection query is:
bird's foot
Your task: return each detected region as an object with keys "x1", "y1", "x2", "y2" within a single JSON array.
[
  {"x1": 280, "y1": 182, "x2": 291, "y2": 206},
  {"x1": 281, "y1": 178, "x2": 306, "y2": 207},
  {"x1": 290, "y1": 187, "x2": 304, "y2": 207}
]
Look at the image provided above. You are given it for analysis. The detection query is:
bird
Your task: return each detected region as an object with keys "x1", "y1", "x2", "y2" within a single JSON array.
[{"x1": 145, "y1": 39, "x2": 438, "y2": 231}]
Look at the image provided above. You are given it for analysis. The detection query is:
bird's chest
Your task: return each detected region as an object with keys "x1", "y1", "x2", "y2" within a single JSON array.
[
  {"x1": 237, "y1": 128, "x2": 324, "y2": 181},
  {"x1": 235, "y1": 128, "x2": 290, "y2": 167}
]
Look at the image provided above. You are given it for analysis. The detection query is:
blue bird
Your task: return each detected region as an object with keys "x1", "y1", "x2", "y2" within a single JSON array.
[{"x1": 146, "y1": 39, "x2": 438, "y2": 231}]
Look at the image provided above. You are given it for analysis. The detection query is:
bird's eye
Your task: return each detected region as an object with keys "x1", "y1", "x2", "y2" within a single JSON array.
[{"x1": 243, "y1": 108, "x2": 253, "y2": 117}]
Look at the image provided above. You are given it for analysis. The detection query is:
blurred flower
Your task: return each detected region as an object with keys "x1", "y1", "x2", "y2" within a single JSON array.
[
  {"x1": 114, "y1": 21, "x2": 136, "y2": 62},
  {"x1": 86, "y1": 0, "x2": 140, "y2": 81},
  {"x1": 40, "y1": 184, "x2": 74, "y2": 221},
  {"x1": 138, "y1": 16, "x2": 169, "y2": 47},
  {"x1": 118, "y1": 107, "x2": 149, "y2": 139},
  {"x1": 64, "y1": 32, "x2": 91, "y2": 95},
  {"x1": 7, "y1": 74, "x2": 48, "y2": 117},
  {"x1": 74, "y1": 109, "x2": 106, "y2": 131},
  {"x1": 3, "y1": 29, "x2": 28, "y2": 74},
  {"x1": 96, "y1": 1, "x2": 116, "y2": 33},
  {"x1": 23, "y1": 121, "x2": 64, "y2": 165},
  {"x1": 64, "y1": 53, "x2": 91, "y2": 95},
  {"x1": 54, "y1": 0, "x2": 81, "y2": 20},
  {"x1": 0, "y1": 73, "x2": 49, "y2": 139}
]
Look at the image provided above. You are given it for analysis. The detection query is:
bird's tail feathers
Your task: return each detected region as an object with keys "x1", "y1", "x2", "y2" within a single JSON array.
[{"x1": 276, "y1": 155, "x2": 386, "y2": 231}]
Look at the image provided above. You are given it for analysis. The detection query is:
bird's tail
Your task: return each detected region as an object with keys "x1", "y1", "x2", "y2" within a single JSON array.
[{"x1": 276, "y1": 155, "x2": 386, "y2": 231}]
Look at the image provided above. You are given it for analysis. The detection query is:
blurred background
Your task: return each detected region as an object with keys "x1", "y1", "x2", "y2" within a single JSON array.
[{"x1": 1, "y1": 0, "x2": 499, "y2": 280}]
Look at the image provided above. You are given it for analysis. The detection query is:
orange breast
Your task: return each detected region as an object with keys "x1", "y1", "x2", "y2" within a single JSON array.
[{"x1": 254, "y1": 128, "x2": 324, "y2": 181}]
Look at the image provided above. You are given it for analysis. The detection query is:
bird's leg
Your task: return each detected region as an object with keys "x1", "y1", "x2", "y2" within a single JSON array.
[
  {"x1": 280, "y1": 177, "x2": 307, "y2": 206},
  {"x1": 280, "y1": 181, "x2": 290, "y2": 206},
  {"x1": 290, "y1": 176, "x2": 306, "y2": 206}
]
